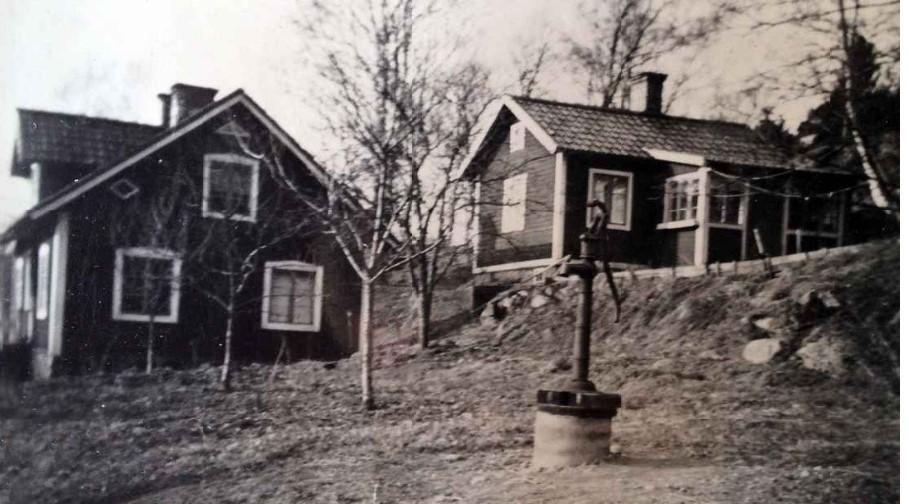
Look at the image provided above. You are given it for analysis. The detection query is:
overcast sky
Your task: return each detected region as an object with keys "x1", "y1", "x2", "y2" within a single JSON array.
[{"x1": 0, "y1": 0, "x2": 854, "y2": 229}]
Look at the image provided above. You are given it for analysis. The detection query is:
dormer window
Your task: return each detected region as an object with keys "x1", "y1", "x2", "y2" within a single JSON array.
[
  {"x1": 202, "y1": 154, "x2": 259, "y2": 221},
  {"x1": 509, "y1": 122, "x2": 525, "y2": 152}
]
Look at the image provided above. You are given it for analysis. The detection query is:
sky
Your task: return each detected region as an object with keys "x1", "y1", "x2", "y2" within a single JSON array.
[{"x1": 0, "y1": 0, "x2": 872, "y2": 229}]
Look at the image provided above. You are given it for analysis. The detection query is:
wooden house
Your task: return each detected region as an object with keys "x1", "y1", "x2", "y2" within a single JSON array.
[
  {"x1": 0, "y1": 84, "x2": 360, "y2": 378},
  {"x1": 461, "y1": 73, "x2": 857, "y2": 289}
]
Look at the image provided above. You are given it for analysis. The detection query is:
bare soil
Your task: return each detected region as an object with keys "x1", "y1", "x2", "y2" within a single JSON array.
[{"x1": 0, "y1": 240, "x2": 899, "y2": 503}]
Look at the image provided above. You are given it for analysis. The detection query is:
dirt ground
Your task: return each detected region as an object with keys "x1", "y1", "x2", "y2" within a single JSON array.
[{"x1": 0, "y1": 241, "x2": 899, "y2": 503}]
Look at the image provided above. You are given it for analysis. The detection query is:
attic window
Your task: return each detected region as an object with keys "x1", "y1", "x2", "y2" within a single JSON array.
[
  {"x1": 202, "y1": 153, "x2": 259, "y2": 221},
  {"x1": 110, "y1": 179, "x2": 140, "y2": 200},
  {"x1": 509, "y1": 122, "x2": 525, "y2": 152}
]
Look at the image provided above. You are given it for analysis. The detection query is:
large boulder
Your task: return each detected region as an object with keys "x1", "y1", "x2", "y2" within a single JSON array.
[
  {"x1": 742, "y1": 338, "x2": 783, "y2": 364},
  {"x1": 797, "y1": 332, "x2": 851, "y2": 376}
]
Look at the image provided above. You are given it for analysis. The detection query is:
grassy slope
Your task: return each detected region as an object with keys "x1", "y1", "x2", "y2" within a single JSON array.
[{"x1": 0, "y1": 240, "x2": 899, "y2": 503}]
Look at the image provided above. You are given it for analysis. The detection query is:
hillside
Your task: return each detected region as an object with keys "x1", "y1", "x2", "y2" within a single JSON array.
[{"x1": 0, "y1": 240, "x2": 899, "y2": 503}]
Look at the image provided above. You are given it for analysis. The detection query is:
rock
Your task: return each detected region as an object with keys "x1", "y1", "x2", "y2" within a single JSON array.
[
  {"x1": 622, "y1": 395, "x2": 645, "y2": 410},
  {"x1": 529, "y1": 294, "x2": 550, "y2": 309},
  {"x1": 753, "y1": 317, "x2": 784, "y2": 333},
  {"x1": 797, "y1": 334, "x2": 850, "y2": 375},
  {"x1": 818, "y1": 291, "x2": 841, "y2": 309},
  {"x1": 650, "y1": 358, "x2": 673, "y2": 371},
  {"x1": 742, "y1": 338, "x2": 782, "y2": 364},
  {"x1": 543, "y1": 358, "x2": 571, "y2": 373},
  {"x1": 697, "y1": 350, "x2": 725, "y2": 361},
  {"x1": 674, "y1": 299, "x2": 695, "y2": 322},
  {"x1": 609, "y1": 441, "x2": 623, "y2": 455}
]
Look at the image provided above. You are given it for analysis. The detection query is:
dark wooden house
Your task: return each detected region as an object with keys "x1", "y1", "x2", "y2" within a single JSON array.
[
  {"x1": 461, "y1": 73, "x2": 856, "y2": 287},
  {"x1": 0, "y1": 84, "x2": 360, "y2": 378}
]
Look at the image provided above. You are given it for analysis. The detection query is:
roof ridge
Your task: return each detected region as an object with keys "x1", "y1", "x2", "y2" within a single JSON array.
[
  {"x1": 17, "y1": 108, "x2": 162, "y2": 129},
  {"x1": 508, "y1": 95, "x2": 750, "y2": 129}
]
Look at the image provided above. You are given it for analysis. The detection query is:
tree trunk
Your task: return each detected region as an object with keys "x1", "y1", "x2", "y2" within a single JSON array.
[
  {"x1": 145, "y1": 316, "x2": 156, "y2": 374},
  {"x1": 418, "y1": 287, "x2": 432, "y2": 348},
  {"x1": 221, "y1": 303, "x2": 234, "y2": 392},
  {"x1": 837, "y1": 0, "x2": 898, "y2": 215},
  {"x1": 359, "y1": 281, "x2": 375, "y2": 410}
]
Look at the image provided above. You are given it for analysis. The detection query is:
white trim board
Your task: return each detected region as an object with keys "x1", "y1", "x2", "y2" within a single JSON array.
[
  {"x1": 472, "y1": 257, "x2": 556, "y2": 274},
  {"x1": 48, "y1": 212, "x2": 69, "y2": 357},
  {"x1": 457, "y1": 95, "x2": 559, "y2": 178},
  {"x1": 644, "y1": 148, "x2": 706, "y2": 167},
  {"x1": 32, "y1": 92, "x2": 331, "y2": 219},
  {"x1": 551, "y1": 153, "x2": 567, "y2": 259},
  {"x1": 261, "y1": 260, "x2": 324, "y2": 333}
]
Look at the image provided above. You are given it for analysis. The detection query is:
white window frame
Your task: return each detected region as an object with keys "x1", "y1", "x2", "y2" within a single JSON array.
[
  {"x1": 708, "y1": 179, "x2": 745, "y2": 229},
  {"x1": 509, "y1": 122, "x2": 525, "y2": 153},
  {"x1": 261, "y1": 261, "x2": 324, "y2": 332},
  {"x1": 112, "y1": 247, "x2": 182, "y2": 324},
  {"x1": 35, "y1": 242, "x2": 51, "y2": 320},
  {"x1": 500, "y1": 172, "x2": 527, "y2": 233},
  {"x1": 657, "y1": 171, "x2": 702, "y2": 229},
  {"x1": 201, "y1": 153, "x2": 260, "y2": 222},
  {"x1": 586, "y1": 168, "x2": 634, "y2": 231}
]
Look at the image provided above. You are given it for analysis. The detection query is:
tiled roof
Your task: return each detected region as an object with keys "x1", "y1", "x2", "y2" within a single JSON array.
[
  {"x1": 512, "y1": 96, "x2": 791, "y2": 169},
  {"x1": 12, "y1": 109, "x2": 162, "y2": 175}
]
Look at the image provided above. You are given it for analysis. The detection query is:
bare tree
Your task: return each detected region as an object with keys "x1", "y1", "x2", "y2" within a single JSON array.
[
  {"x1": 513, "y1": 41, "x2": 552, "y2": 97},
  {"x1": 746, "y1": 0, "x2": 899, "y2": 213},
  {"x1": 565, "y1": 0, "x2": 735, "y2": 108},
  {"x1": 282, "y1": 0, "x2": 444, "y2": 409},
  {"x1": 397, "y1": 62, "x2": 492, "y2": 348}
]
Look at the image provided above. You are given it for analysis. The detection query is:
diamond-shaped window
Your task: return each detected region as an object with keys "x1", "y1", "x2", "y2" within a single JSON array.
[{"x1": 110, "y1": 178, "x2": 140, "y2": 200}]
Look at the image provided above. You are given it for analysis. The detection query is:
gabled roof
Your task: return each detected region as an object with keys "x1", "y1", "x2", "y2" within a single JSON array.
[
  {"x1": 23, "y1": 89, "x2": 332, "y2": 221},
  {"x1": 12, "y1": 110, "x2": 162, "y2": 176},
  {"x1": 461, "y1": 95, "x2": 793, "y2": 175}
]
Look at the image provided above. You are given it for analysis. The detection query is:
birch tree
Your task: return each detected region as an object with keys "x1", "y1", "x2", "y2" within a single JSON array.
[
  {"x1": 566, "y1": 0, "x2": 735, "y2": 109},
  {"x1": 181, "y1": 143, "x2": 316, "y2": 392},
  {"x1": 280, "y1": 0, "x2": 437, "y2": 409},
  {"x1": 110, "y1": 168, "x2": 191, "y2": 374}
]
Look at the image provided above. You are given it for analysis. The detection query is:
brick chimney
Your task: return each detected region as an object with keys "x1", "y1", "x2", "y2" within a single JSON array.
[
  {"x1": 157, "y1": 93, "x2": 171, "y2": 128},
  {"x1": 167, "y1": 84, "x2": 218, "y2": 125},
  {"x1": 619, "y1": 72, "x2": 667, "y2": 114}
]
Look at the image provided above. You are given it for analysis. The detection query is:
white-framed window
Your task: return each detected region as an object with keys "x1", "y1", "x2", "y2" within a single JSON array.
[
  {"x1": 709, "y1": 180, "x2": 745, "y2": 227},
  {"x1": 660, "y1": 172, "x2": 701, "y2": 226},
  {"x1": 262, "y1": 261, "x2": 324, "y2": 332},
  {"x1": 112, "y1": 247, "x2": 182, "y2": 323},
  {"x1": 501, "y1": 172, "x2": 527, "y2": 233},
  {"x1": 586, "y1": 169, "x2": 634, "y2": 231},
  {"x1": 509, "y1": 122, "x2": 525, "y2": 153},
  {"x1": 202, "y1": 153, "x2": 260, "y2": 221},
  {"x1": 35, "y1": 242, "x2": 50, "y2": 320}
]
